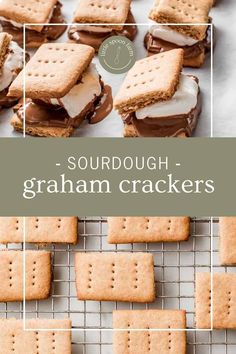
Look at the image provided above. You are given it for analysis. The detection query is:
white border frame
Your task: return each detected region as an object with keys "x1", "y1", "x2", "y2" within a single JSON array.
[{"x1": 22, "y1": 22, "x2": 214, "y2": 331}]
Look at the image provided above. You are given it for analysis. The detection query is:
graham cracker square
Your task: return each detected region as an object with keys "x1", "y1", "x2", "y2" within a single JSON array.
[
  {"x1": 0, "y1": 319, "x2": 71, "y2": 354},
  {"x1": 75, "y1": 252, "x2": 156, "y2": 302},
  {"x1": 196, "y1": 273, "x2": 236, "y2": 329},
  {"x1": 0, "y1": 250, "x2": 51, "y2": 302},
  {"x1": 108, "y1": 217, "x2": 190, "y2": 243},
  {"x1": 113, "y1": 310, "x2": 186, "y2": 354},
  {"x1": 114, "y1": 49, "x2": 184, "y2": 114},
  {"x1": 9, "y1": 43, "x2": 95, "y2": 99},
  {"x1": 0, "y1": 0, "x2": 58, "y2": 32},
  {"x1": 219, "y1": 217, "x2": 236, "y2": 265},
  {"x1": 74, "y1": 0, "x2": 131, "y2": 30},
  {"x1": 149, "y1": 0, "x2": 212, "y2": 40}
]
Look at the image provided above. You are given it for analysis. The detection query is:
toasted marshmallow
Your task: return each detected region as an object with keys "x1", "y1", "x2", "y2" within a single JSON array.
[
  {"x1": 0, "y1": 40, "x2": 24, "y2": 91},
  {"x1": 135, "y1": 75, "x2": 198, "y2": 120},
  {"x1": 51, "y1": 64, "x2": 102, "y2": 118},
  {"x1": 149, "y1": 21, "x2": 199, "y2": 46}
]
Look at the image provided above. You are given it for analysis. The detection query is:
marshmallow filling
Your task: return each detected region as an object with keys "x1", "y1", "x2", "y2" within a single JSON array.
[
  {"x1": 148, "y1": 22, "x2": 199, "y2": 47},
  {"x1": 15, "y1": 64, "x2": 113, "y2": 128},
  {"x1": 0, "y1": 40, "x2": 24, "y2": 108},
  {"x1": 136, "y1": 75, "x2": 198, "y2": 120},
  {"x1": 145, "y1": 22, "x2": 211, "y2": 59}
]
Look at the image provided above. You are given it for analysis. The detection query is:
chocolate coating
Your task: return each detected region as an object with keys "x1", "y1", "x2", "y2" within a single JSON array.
[
  {"x1": 15, "y1": 83, "x2": 113, "y2": 129},
  {"x1": 68, "y1": 11, "x2": 137, "y2": 52}
]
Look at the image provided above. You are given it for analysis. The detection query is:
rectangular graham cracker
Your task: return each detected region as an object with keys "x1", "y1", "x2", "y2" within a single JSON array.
[
  {"x1": 108, "y1": 217, "x2": 190, "y2": 244},
  {"x1": 113, "y1": 310, "x2": 186, "y2": 354},
  {"x1": 114, "y1": 49, "x2": 184, "y2": 114},
  {"x1": 219, "y1": 217, "x2": 236, "y2": 265},
  {"x1": 74, "y1": 0, "x2": 131, "y2": 30},
  {"x1": 0, "y1": 250, "x2": 51, "y2": 302},
  {"x1": 0, "y1": 217, "x2": 78, "y2": 244},
  {"x1": 9, "y1": 43, "x2": 95, "y2": 99},
  {"x1": 0, "y1": 0, "x2": 58, "y2": 32},
  {"x1": 0, "y1": 32, "x2": 12, "y2": 73},
  {"x1": 0, "y1": 319, "x2": 71, "y2": 354},
  {"x1": 149, "y1": 0, "x2": 212, "y2": 41},
  {"x1": 75, "y1": 252, "x2": 156, "y2": 302},
  {"x1": 196, "y1": 273, "x2": 236, "y2": 329}
]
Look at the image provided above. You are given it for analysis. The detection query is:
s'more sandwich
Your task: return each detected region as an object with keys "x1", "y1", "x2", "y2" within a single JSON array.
[
  {"x1": 68, "y1": 0, "x2": 137, "y2": 52},
  {"x1": 114, "y1": 49, "x2": 201, "y2": 137},
  {"x1": 145, "y1": 0, "x2": 213, "y2": 68},
  {"x1": 0, "y1": 0, "x2": 66, "y2": 48},
  {"x1": 0, "y1": 32, "x2": 24, "y2": 110},
  {"x1": 8, "y1": 43, "x2": 113, "y2": 137}
]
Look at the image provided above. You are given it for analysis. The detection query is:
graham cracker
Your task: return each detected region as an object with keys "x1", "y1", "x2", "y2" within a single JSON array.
[
  {"x1": 9, "y1": 43, "x2": 95, "y2": 99},
  {"x1": 108, "y1": 217, "x2": 190, "y2": 244},
  {"x1": 196, "y1": 273, "x2": 236, "y2": 329},
  {"x1": 149, "y1": 0, "x2": 212, "y2": 41},
  {"x1": 114, "y1": 49, "x2": 184, "y2": 114},
  {"x1": 0, "y1": 0, "x2": 58, "y2": 32},
  {"x1": 11, "y1": 114, "x2": 75, "y2": 138},
  {"x1": 0, "y1": 250, "x2": 51, "y2": 302},
  {"x1": 219, "y1": 217, "x2": 236, "y2": 265},
  {"x1": 113, "y1": 310, "x2": 186, "y2": 354},
  {"x1": 0, "y1": 319, "x2": 71, "y2": 354},
  {"x1": 75, "y1": 252, "x2": 156, "y2": 302},
  {"x1": 0, "y1": 217, "x2": 78, "y2": 244},
  {"x1": 73, "y1": 0, "x2": 131, "y2": 30},
  {"x1": 0, "y1": 32, "x2": 12, "y2": 73}
]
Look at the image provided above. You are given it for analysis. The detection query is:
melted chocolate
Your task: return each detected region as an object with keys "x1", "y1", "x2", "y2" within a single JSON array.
[
  {"x1": 123, "y1": 78, "x2": 201, "y2": 137},
  {"x1": 15, "y1": 84, "x2": 113, "y2": 129},
  {"x1": 144, "y1": 27, "x2": 211, "y2": 59},
  {"x1": 0, "y1": 2, "x2": 66, "y2": 47},
  {"x1": 68, "y1": 11, "x2": 137, "y2": 52},
  {"x1": 0, "y1": 88, "x2": 18, "y2": 109}
]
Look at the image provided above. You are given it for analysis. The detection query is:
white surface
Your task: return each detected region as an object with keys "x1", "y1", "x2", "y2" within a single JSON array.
[{"x1": 0, "y1": 0, "x2": 216, "y2": 137}]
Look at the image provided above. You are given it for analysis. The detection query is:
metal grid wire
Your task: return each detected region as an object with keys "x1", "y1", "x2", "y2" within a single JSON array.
[{"x1": 0, "y1": 217, "x2": 235, "y2": 353}]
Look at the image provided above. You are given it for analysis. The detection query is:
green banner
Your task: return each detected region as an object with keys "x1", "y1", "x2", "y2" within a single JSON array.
[{"x1": 0, "y1": 138, "x2": 234, "y2": 216}]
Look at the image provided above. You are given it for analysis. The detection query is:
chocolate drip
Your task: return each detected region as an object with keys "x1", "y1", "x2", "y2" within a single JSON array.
[
  {"x1": 144, "y1": 27, "x2": 211, "y2": 59},
  {"x1": 0, "y1": 2, "x2": 66, "y2": 47},
  {"x1": 15, "y1": 84, "x2": 113, "y2": 129},
  {"x1": 68, "y1": 11, "x2": 137, "y2": 52},
  {"x1": 0, "y1": 88, "x2": 18, "y2": 109}
]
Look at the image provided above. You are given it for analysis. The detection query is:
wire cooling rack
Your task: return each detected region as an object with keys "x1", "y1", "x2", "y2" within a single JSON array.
[{"x1": 0, "y1": 217, "x2": 236, "y2": 353}]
